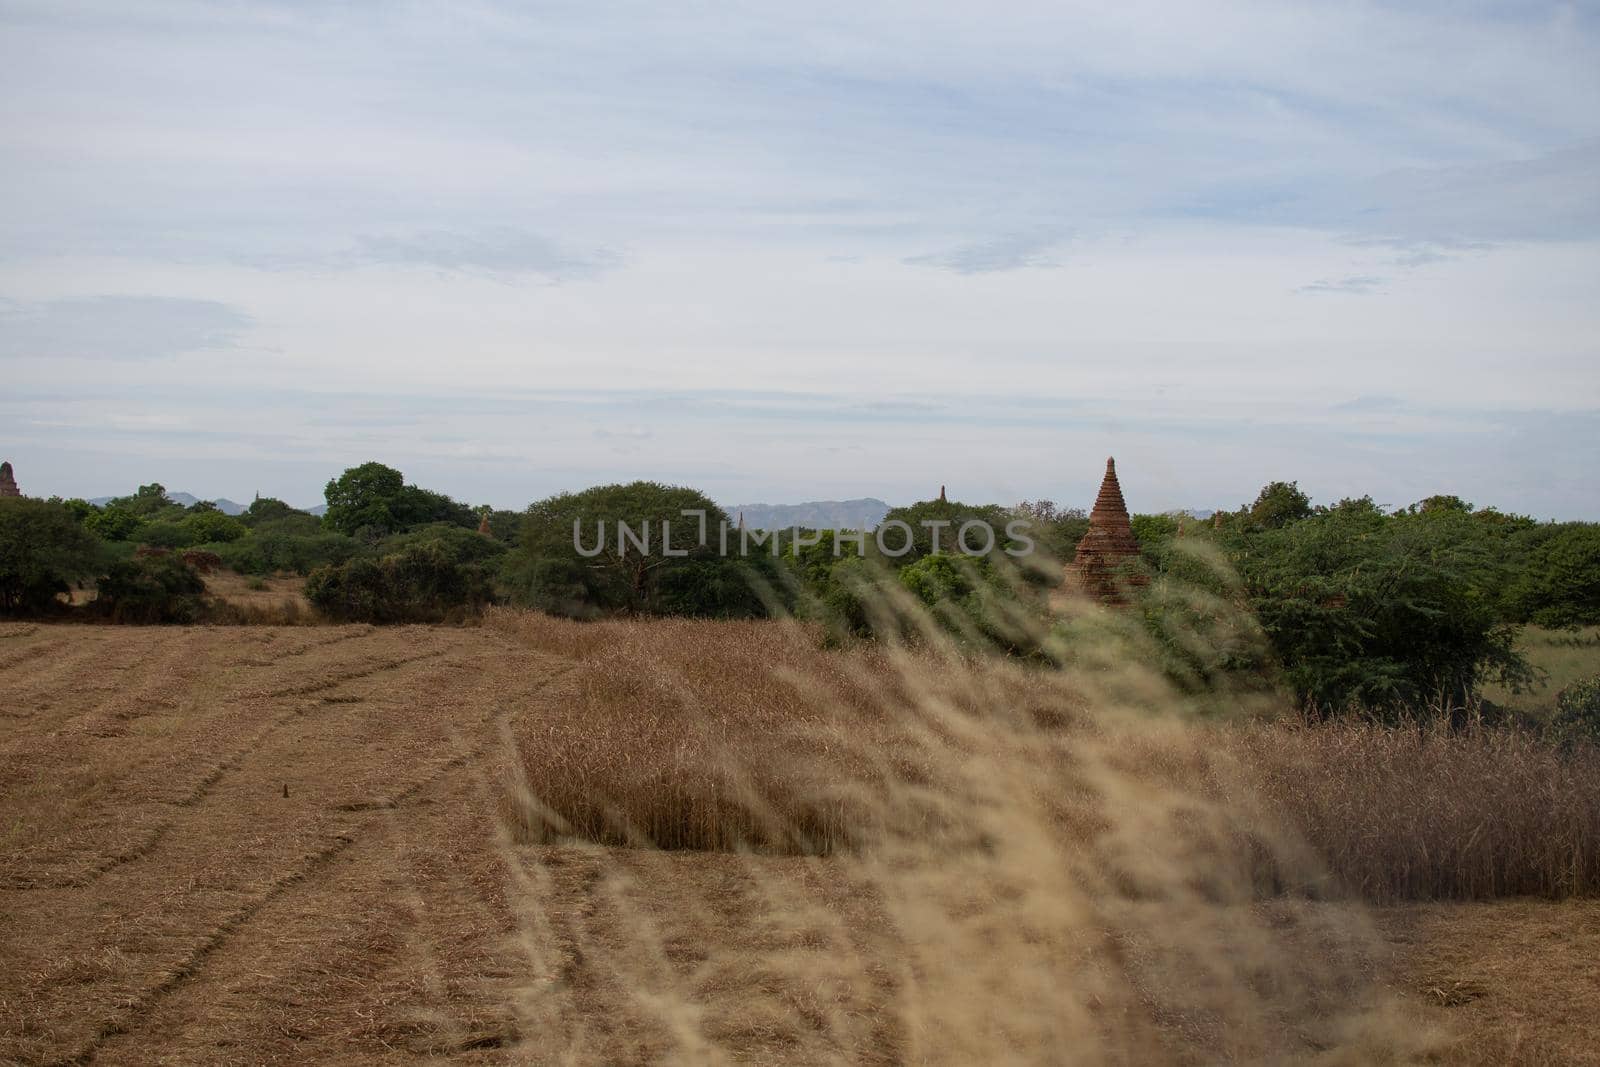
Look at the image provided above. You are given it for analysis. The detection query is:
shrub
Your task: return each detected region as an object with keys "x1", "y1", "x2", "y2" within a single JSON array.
[
  {"x1": 0, "y1": 497, "x2": 104, "y2": 614},
  {"x1": 183, "y1": 510, "x2": 247, "y2": 544},
  {"x1": 379, "y1": 522, "x2": 506, "y2": 566},
  {"x1": 305, "y1": 540, "x2": 493, "y2": 623},
  {"x1": 93, "y1": 555, "x2": 207, "y2": 624},
  {"x1": 85, "y1": 504, "x2": 142, "y2": 541},
  {"x1": 212, "y1": 527, "x2": 359, "y2": 575},
  {"x1": 137, "y1": 520, "x2": 196, "y2": 549},
  {"x1": 1553, "y1": 675, "x2": 1600, "y2": 746}
]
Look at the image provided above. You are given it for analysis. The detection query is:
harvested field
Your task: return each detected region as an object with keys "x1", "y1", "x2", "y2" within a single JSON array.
[{"x1": 1, "y1": 618, "x2": 1595, "y2": 1065}]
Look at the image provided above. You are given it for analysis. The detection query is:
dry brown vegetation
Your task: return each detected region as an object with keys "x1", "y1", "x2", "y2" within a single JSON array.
[
  {"x1": 3, "y1": 610, "x2": 1598, "y2": 1064},
  {"x1": 1220, "y1": 719, "x2": 1600, "y2": 902}
]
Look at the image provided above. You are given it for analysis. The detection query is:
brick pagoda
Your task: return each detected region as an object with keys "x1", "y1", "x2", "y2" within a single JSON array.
[
  {"x1": 1071, "y1": 457, "x2": 1146, "y2": 603},
  {"x1": 0, "y1": 461, "x2": 19, "y2": 498}
]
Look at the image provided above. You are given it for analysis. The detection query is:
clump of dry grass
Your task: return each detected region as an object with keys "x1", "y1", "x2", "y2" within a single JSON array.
[
  {"x1": 489, "y1": 611, "x2": 934, "y2": 853},
  {"x1": 1220, "y1": 718, "x2": 1600, "y2": 902}
]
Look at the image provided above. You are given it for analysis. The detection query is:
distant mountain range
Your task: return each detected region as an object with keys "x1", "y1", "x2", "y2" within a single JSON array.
[
  {"x1": 724, "y1": 498, "x2": 891, "y2": 531},
  {"x1": 87, "y1": 491, "x2": 247, "y2": 515}
]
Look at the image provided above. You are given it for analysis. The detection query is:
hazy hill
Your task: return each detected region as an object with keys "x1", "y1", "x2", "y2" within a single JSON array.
[{"x1": 725, "y1": 498, "x2": 890, "y2": 531}]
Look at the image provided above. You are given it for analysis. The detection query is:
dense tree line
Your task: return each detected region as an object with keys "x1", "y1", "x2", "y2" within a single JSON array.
[{"x1": 2, "y1": 462, "x2": 1596, "y2": 720}]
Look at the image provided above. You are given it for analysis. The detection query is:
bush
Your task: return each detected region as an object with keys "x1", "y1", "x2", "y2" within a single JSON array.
[
  {"x1": 94, "y1": 555, "x2": 207, "y2": 624},
  {"x1": 1553, "y1": 675, "x2": 1600, "y2": 746},
  {"x1": 137, "y1": 520, "x2": 196, "y2": 549},
  {"x1": 183, "y1": 510, "x2": 247, "y2": 544},
  {"x1": 212, "y1": 527, "x2": 360, "y2": 575},
  {"x1": 85, "y1": 504, "x2": 142, "y2": 541},
  {"x1": 0, "y1": 497, "x2": 104, "y2": 614},
  {"x1": 379, "y1": 522, "x2": 506, "y2": 566},
  {"x1": 305, "y1": 541, "x2": 493, "y2": 623}
]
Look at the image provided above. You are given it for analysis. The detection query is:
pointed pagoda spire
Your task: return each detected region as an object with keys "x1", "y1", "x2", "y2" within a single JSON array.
[
  {"x1": 1071, "y1": 456, "x2": 1146, "y2": 604},
  {"x1": 737, "y1": 511, "x2": 745, "y2": 532},
  {"x1": 0, "y1": 461, "x2": 19, "y2": 499},
  {"x1": 477, "y1": 512, "x2": 493, "y2": 538},
  {"x1": 938, "y1": 484, "x2": 947, "y2": 503}
]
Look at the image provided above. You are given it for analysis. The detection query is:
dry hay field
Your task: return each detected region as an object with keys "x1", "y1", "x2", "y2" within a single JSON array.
[{"x1": 2, "y1": 611, "x2": 1597, "y2": 1066}]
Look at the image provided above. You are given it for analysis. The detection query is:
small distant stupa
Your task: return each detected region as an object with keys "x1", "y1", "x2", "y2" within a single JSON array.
[
  {"x1": 938, "y1": 485, "x2": 947, "y2": 503},
  {"x1": 0, "y1": 461, "x2": 19, "y2": 498},
  {"x1": 477, "y1": 512, "x2": 493, "y2": 538},
  {"x1": 1071, "y1": 457, "x2": 1146, "y2": 604}
]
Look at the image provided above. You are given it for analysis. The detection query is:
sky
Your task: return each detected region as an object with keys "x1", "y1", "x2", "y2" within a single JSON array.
[{"x1": 1, "y1": 1, "x2": 1597, "y2": 518}]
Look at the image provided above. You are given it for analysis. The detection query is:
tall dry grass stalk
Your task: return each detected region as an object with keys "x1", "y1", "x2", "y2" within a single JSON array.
[{"x1": 483, "y1": 579, "x2": 1456, "y2": 1064}]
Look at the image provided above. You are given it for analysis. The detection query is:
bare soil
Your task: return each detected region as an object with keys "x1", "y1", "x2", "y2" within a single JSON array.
[{"x1": 1, "y1": 623, "x2": 1594, "y2": 1065}]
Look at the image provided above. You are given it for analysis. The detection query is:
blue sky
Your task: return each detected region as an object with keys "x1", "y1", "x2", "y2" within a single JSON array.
[{"x1": 1, "y1": 1, "x2": 1597, "y2": 517}]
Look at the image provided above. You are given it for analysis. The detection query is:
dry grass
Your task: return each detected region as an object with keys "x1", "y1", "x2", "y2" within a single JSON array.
[
  {"x1": 487, "y1": 607, "x2": 1442, "y2": 1064},
  {"x1": 1220, "y1": 719, "x2": 1600, "y2": 902}
]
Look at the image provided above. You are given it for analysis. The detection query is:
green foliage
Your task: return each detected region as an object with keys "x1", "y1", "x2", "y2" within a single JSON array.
[
  {"x1": 1503, "y1": 523, "x2": 1600, "y2": 629},
  {"x1": 212, "y1": 523, "x2": 359, "y2": 576},
  {"x1": 321, "y1": 462, "x2": 475, "y2": 538},
  {"x1": 817, "y1": 555, "x2": 881, "y2": 639},
  {"x1": 1552, "y1": 675, "x2": 1600, "y2": 745},
  {"x1": 1133, "y1": 541, "x2": 1270, "y2": 695},
  {"x1": 322, "y1": 461, "x2": 406, "y2": 536},
  {"x1": 94, "y1": 555, "x2": 207, "y2": 624},
  {"x1": 138, "y1": 520, "x2": 196, "y2": 549},
  {"x1": 392, "y1": 485, "x2": 477, "y2": 530},
  {"x1": 182, "y1": 509, "x2": 248, "y2": 544},
  {"x1": 1235, "y1": 501, "x2": 1532, "y2": 716},
  {"x1": 241, "y1": 497, "x2": 302, "y2": 526},
  {"x1": 110, "y1": 482, "x2": 175, "y2": 518},
  {"x1": 1130, "y1": 513, "x2": 1181, "y2": 552},
  {"x1": 380, "y1": 522, "x2": 506, "y2": 566},
  {"x1": 305, "y1": 541, "x2": 493, "y2": 623},
  {"x1": 879, "y1": 496, "x2": 1021, "y2": 565},
  {"x1": 1245, "y1": 480, "x2": 1312, "y2": 530},
  {"x1": 86, "y1": 505, "x2": 142, "y2": 541},
  {"x1": 1011, "y1": 500, "x2": 1088, "y2": 564},
  {"x1": 1411, "y1": 494, "x2": 1473, "y2": 514},
  {"x1": 59, "y1": 498, "x2": 96, "y2": 525},
  {"x1": 504, "y1": 481, "x2": 755, "y2": 618},
  {"x1": 0, "y1": 498, "x2": 104, "y2": 614}
]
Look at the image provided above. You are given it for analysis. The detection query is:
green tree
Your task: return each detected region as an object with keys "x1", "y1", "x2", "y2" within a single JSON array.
[
  {"x1": 1503, "y1": 523, "x2": 1600, "y2": 628},
  {"x1": 503, "y1": 481, "x2": 759, "y2": 617},
  {"x1": 1234, "y1": 502, "x2": 1531, "y2": 716},
  {"x1": 878, "y1": 496, "x2": 1021, "y2": 566},
  {"x1": 86, "y1": 505, "x2": 143, "y2": 541},
  {"x1": 242, "y1": 497, "x2": 301, "y2": 526},
  {"x1": 182, "y1": 510, "x2": 248, "y2": 544},
  {"x1": 0, "y1": 498, "x2": 104, "y2": 614},
  {"x1": 1245, "y1": 481, "x2": 1312, "y2": 530},
  {"x1": 322, "y1": 462, "x2": 406, "y2": 536},
  {"x1": 321, "y1": 463, "x2": 477, "y2": 538},
  {"x1": 109, "y1": 482, "x2": 175, "y2": 518}
]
